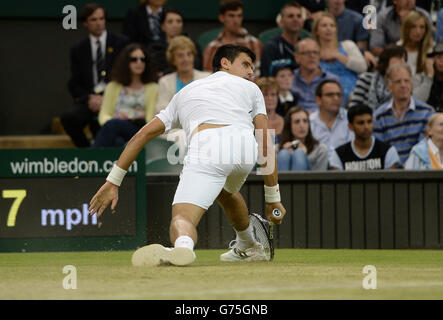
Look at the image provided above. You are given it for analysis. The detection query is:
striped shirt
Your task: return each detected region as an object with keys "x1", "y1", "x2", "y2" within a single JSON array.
[
  {"x1": 349, "y1": 71, "x2": 391, "y2": 112},
  {"x1": 373, "y1": 98, "x2": 435, "y2": 164}
]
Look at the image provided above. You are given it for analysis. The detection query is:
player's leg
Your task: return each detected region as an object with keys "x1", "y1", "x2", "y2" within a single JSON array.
[
  {"x1": 218, "y1": 174, "x2": 268, "y2": 262},
  {"x1": 170, "y1": 203, "x2": 206, "y2": 250},
  {"x1": 216, "y1": 189, "x2": 249, "y2": 232},
  {"x1": 132, "y1": 203, "x2": 204, "y2": 267}
]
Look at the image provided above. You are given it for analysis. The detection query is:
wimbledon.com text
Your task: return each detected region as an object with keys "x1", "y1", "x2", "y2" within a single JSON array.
[{"x1": 9, "y1": 157, "x2": 138, "y2": 175}]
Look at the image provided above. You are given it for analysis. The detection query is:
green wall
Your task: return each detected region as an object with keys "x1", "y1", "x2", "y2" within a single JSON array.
[{"x1": 0, "y1": 0, "x2": 288, "y2": 20}]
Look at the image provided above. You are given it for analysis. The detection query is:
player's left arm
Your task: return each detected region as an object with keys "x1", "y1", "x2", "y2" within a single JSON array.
[
  {"x1": 253, "y1": 113, "x2": 286, "y2": 224},
  {"x1": 89, "y1": 117, "x2": 165, "y2": 217}
]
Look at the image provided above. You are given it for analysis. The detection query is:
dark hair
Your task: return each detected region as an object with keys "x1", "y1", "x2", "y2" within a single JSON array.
[
  {"x1": 376, "y1": 45, "x2": 407, "y2": 76},
  {"x1": 111, "y1": 43, "x2": 158, "y2": 86},
  {"x1": 347, "y1": 104, "x2": 373, "y2": 123},
  {"x1": 280, "y1": 1, "x2": 302, "y2": 15},
  {"x1": 212, "y1": 44, "x2": 256, "y2": 73},
  {"x1": 160, "y1": 7, "x2": 184, "y2": 25},
  {"x1": 80, "y1": 3, "x2": 106, "y2": 22},
  {"x1": 219, "y1": 0, "x2": 243, "y2": 14},
  {"x1": 279, "y1": 106, "x2": 319, "y2": 154},
  {"x1": 315, "y1": 79, "x2": 342, "y2": 97}
]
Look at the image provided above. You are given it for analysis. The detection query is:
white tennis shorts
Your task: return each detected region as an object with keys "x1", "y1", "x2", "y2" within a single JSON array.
[{"x1": 172, "y1": 125, "x2": 258, "y2": 210}]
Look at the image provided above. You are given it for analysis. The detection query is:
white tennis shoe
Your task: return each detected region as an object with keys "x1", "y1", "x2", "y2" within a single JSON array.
[
  {"x1": 220, "y1": 240, "x2": 269, "y2": 262},
  {"x1": 131, "y1": 244, "x2": 196, "y2": 266}
]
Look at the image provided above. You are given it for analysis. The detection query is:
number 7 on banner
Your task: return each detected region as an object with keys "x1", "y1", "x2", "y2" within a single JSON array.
[{"x1": 2, "y1": 190, "x2": 27, "y2": 227}]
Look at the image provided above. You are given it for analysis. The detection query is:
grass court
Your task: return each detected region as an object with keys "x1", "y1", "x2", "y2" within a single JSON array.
[{"x1": 1, "y1": 249, "x2": 442, "y2": 300}]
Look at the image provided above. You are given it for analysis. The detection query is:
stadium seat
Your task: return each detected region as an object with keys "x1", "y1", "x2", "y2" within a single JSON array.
[
  {"x1": 0, "y1": 135, "x2": 75, "y2": 149},
  {"x1": 197, "y1": 28, "x2": 222, "y2": 50},
  {"x1": 145, "y1": 157, "x2": 183, "y2": 173}
]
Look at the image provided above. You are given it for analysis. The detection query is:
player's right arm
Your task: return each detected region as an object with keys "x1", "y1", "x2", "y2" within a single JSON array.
[
  {"x1": 253, "y1": 114, "x2": 286, "y2": 225},
  {"x1": 89, "y1": 117, "x2": 166, "y2": 217},
  {"x1": 90, "y1": 92, "x2": 181, "y2": 217}
]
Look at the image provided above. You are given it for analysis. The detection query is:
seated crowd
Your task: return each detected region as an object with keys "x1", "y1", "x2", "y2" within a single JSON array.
[{"x1": 59, "y1": 0, "x2": 443, "y2": 171}]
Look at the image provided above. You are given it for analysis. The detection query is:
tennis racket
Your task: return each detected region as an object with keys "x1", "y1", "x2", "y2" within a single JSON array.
[{"x1": 249, "y1": 209, "x2": 281, "y2": 261}]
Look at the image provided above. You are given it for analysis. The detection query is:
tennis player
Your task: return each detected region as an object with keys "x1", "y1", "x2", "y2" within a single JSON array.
[{"x1": 89, "y1": 44, "x2": 286, "y2": 266}]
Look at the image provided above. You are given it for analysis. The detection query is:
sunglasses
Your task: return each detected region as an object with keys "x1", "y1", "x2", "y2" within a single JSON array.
[{"x1": 129, "y1": 56, "x2": 146, "y2": 63}]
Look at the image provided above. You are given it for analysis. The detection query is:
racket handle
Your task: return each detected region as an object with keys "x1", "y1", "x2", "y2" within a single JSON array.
[{"x1": 272, "y1": 209, "x2": 282, "y2": 219}]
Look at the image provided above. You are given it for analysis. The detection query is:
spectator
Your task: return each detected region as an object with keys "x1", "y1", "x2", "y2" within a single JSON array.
[
  {"x1": 326, "y1": 0, "x2": 376, "y2": 68},
  {"x1": 123, "y1": 0, "x2": 166, "y2": 46},
  {"x1": 369, "y1": 0, "x2": 432, "y2": 57},
  {"x1": 436, "y1": 8, "x2": 443, "y2": 42},
  {"x1": 350, "y1": 45, "x2": 407, "y2": 111},
  {"x1": 374, "y1": 62, "x2": 435, "y2": 163},
  {"x1": 330, "y1": 104, "x2": 401, "y2": 170},
  {"x1": 350, "y1": 44, "x2": 432, "y2": 110},
  {"x1": 345, "y1": 0, "x2": 371, "y2": 14},
  {"x1": 397, "y1": 10, "x2": 434, "y2": 77},
  {"x1": 277, "y1": 106, "x2": 329, "y2": 171},
  {"x1": 381, "y1": 0, "x2": 433, "y2": 13},
  {"x1": 310, "y1": 79, "x2": 354, "y2": 159},
  {"x1": 405, "y1": 112, "x2": 443, "y2": 169},
  {"x1": 260, "y1": 1, "x2": 311, "y2": 76},
  {"x1": 155, "y1": 36, "x2": 211, "y2": 113},
  {"x1": 256, "y1": 77, "x2": 284, "y2": 141},
  {"x1": 312, "y1": 12, "x2": 367, "y2": 106},
  {"x1": 148, "y1": 8, "x2": 203, "y2": 76},
  {"x1": 296, "y1": 0, "x2": 326, "y2": 32},
  {"x1": 291, "y1": 38, "x2": 339, "y2": 113},
  {"x1": 269, "y1": 59, "x2": 297, "y2": 117},
  {"x1": 93, "y1": 44, "x2": 158, "y2": 147},
  {"x1": 60, "y1": 3, "x2": 129, "y2": 147},
  {"x1": 202, "y1": 0, "x2": 263, "y2": 77},
  {"x1": 427, "y1": 41, "x2": 443, "y2": 112}
]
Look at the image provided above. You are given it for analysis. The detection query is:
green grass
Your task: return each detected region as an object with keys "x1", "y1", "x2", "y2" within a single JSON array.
[{"x1": 0, "y1": 249, "x2": 442, "y2": 299}]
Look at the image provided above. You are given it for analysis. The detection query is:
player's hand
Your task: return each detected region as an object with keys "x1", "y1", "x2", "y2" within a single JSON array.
[
  {"x1": 89, "y1": 181, "x2": 119, "y2": 218},
  {"x1": 265, "y1": 202, "x2": 286, "y2": 225}
]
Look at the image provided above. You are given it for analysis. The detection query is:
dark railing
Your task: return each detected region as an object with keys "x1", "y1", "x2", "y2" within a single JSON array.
[{"x1": 146, "y1": 171, "x2": 443, "y2": 250}]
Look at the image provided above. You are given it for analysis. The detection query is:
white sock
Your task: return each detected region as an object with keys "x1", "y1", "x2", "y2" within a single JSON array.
[
  {"x1": 235, "y1": 222, "x2": 256, "y2": 249},
  {"x1": 174, "y1": 235, "x2": 194, "y2": 251}
]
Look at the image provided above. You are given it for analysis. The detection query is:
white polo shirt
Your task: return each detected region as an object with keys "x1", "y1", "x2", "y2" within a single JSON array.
[{"x1": 156, "y1": 71, "x2": 267, "y2": 143}]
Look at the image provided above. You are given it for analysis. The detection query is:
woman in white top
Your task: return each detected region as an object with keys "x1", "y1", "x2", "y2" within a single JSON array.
[
  {"x1": 155, "y1": 35, "x2": 211, "y2": 113},
  {"x1": 405, "y1": 113, "x2": 443, "y2": 169},
  {"x1": 397, "y1": 10, "x2": 434, "y2": 102},
  {"x1": 312, "y1": 12, "x2": 367, "y2": 106}
]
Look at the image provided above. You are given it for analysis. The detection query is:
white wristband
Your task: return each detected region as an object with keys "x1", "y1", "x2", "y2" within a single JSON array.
[
  {"x1": 264, "y1": 184, "x2": 281, "y2": 203},
  {"x1": 106, "y1": 164, "x2": 127, "y2": 187}
]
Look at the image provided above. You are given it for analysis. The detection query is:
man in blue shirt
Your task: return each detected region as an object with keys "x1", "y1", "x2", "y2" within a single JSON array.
[
  {"x1": 310, "y1": 78, "x2": 354, "y2": 160},
  {"x1": 326, "y1": 0, "x2": 375, "y2": 67},
  {"x1": 373, "y1": 62, "x2": 435, "y2": 163},
  {"x1": 292, "y1": 38, "x2": 339, "y2": 113}
]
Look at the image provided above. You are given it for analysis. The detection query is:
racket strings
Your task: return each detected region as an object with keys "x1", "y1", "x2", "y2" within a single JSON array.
[{"x1": 250, "y1": 213, "x2": 273, "y2": 261}]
